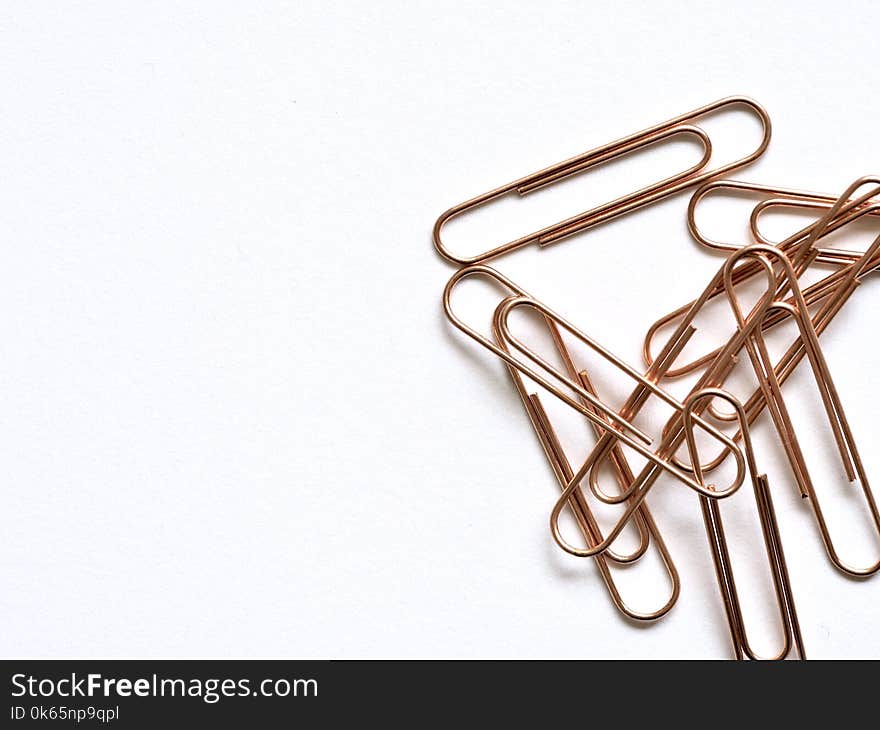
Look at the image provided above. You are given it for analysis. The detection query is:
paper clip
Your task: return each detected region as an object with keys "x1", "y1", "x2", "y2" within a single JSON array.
[
  {"x1": 683, "y1": 389, "x2": 805, "y2": 660},
  {"x1": 644, "y1": 177, "x2": 880, "y2": 378},
  {"x1": 719, "y1": 240, "x2": 880, "y2": 577},
  {"x1": 443, "y1": 266, "x2": 748, "y2": 560},
  {"x1": 688, "y1": 178, "x2": 880, "y2": 266},
  {"x1": 691, "y1": 180, "x2": 880, "y2": 430},
  {"x1": 433, "y1": 96, "x2": 771, "y2": 265},
  {"x1": 650, "y1": 181, "x2": 880, "y2": 437},
  {"x1": 492, "y1": 316, "x2": 680, "y2": 620},
  {"x1": 642, "y1": 235, "x2": 880, "y2": 576},
  {"x1": 569, "y1": 244, "x2": 785, "y2": 514}
]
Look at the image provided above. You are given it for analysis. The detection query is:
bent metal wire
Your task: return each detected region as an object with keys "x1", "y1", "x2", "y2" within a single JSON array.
[
  {"x1": 434, "y1": 96, "x2": 880, "y2": 656},
  {"x1": 492, "y1": 315, "x2": 680, "y2": 621},
  {"x1": 646, "y1": 218, "x2": 880, "y2": 576},
  {"x1": 536, "y1": 246, "x2": 790, "y2": 556},
  {"x1": 443, "y1": 265, "x2": 751, "y2": 560},
  {"x1": 433, "y1": 96, "x2": 771, "y2": 266},
  {"x1": 688, "y1": 178, "x2": 880, "y2": 267},
  {"x1": 446, "y1": 261, "x2": 806, "y2": 656},
  {"x1": 643, "y1": 177, "x2": 880, "y2": 378},
  {"x1": 719, "y1": 238, "x2": 880, "y2": 577},
  {"x1": 683, "y1": 389, "x2": 805, "y2": 660}
]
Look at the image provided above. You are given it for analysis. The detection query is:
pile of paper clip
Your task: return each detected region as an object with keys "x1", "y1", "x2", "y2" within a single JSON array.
[{"x1": 434, "y1": 96, "x2": 880, "y2": 660}]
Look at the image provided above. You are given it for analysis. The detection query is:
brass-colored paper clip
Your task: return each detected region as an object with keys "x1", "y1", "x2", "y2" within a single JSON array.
[
  {"x1": 433, "y1": 96, "x2": 771, "y2": 265},
  {"x1": 683, "y1": 389, "x2": 805, "y2": 660}
]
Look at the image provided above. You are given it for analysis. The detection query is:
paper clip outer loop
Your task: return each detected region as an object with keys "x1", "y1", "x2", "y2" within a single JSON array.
[{"x1": 434, "y1": 96, "x2": 770, "y2": 266}]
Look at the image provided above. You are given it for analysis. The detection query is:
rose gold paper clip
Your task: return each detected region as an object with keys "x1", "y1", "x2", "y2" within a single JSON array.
[
  {"x1": 444, "y1": 266, "x2": 749, "y2": 561},
  {"x1": 487, "y1": 266, "x2": 805, "y2": 655},
  {"x1": 688, "y1": 178, "x2": 880, "y2": 267},
  {"x1": 566, "y1": 244, "x2": 786, "y2": 514},
  {"x1": 644, "y1": 177, "x2": 880, "y2": 378},
  {"x1": 720, "y1": 238, "x2": 880, "y2": 577},
  {"x1": 433, "y1": 96, "x2": 771, "y2": 266},
  {"x1": 493, "y1": 311, "x2": 680, "y2": 621},
  {"x1": 646, "y1": 229, "x2": 880, "y2": 577},
  {"x1": 683, "y1": 389, "x2": 805, "y2": 660}
]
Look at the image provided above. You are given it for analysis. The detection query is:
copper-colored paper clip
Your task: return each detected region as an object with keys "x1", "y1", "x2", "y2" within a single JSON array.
[
  {"x1": 434, "y1": 92, "x2": 879, "y2": 656},
  {"x1": 683, "y1": 389, "x2": 805, "y2": 660},
  {"x1": 492, "y1": 311, "x2": 680, "y2": 621},
  {"x1": 571, "y1": 244, "x2": 808, "y2": 657},
  {"x1": 719, "y1": 239, "x2": 880, "y2": 576},
  {"x1": 688, "y1": 178, "x2": 880, "y2": 267},
  {"x1": 444, "y1": 266, "x2": 749, "y2": 561},
  {"x1": 568, "y1": 244, "x2": 787, "y2": 524},
  {"x1": 644, "y1": 177, "x2": 880, "y2": 378},
  {"x1": 647, "y1": 214, "x2": 880, "y2": 576},
  {"x1": 444, "y1": 262, "x2": 805, "y2": 653},
  {"x1": 433, "y1": 96, "x2": 771, "y2": 266}
]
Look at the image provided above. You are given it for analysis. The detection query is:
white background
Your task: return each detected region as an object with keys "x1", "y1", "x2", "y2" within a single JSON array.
[{"x1": 1, "y1": 1, "x2": 879, "y2": 659}]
